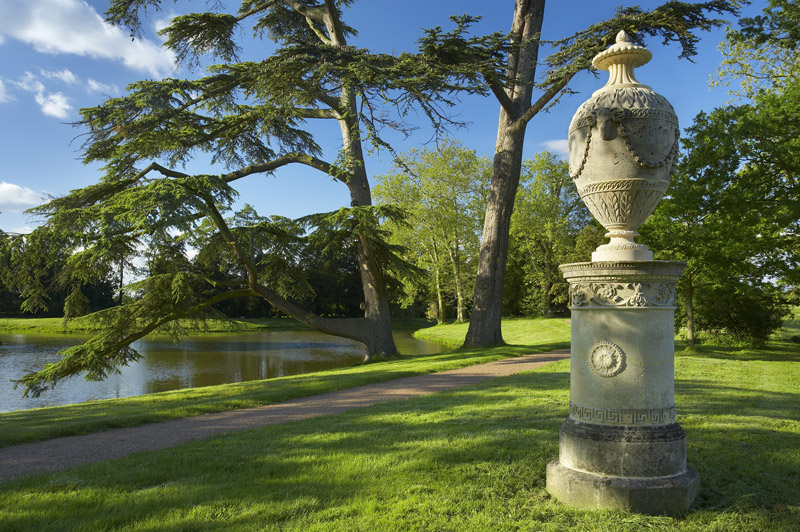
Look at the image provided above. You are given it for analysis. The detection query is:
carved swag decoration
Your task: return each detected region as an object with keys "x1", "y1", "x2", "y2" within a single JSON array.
[{"x1": 569, "y1": 281, "x2": 676, "y2": 308}]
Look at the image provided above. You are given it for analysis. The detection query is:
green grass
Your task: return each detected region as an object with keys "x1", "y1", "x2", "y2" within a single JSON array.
[
  {"x1": 0, "y1": 316, "x2": 314, "y2": 335},
  {"x1": 775, "y1": 305, "x2": 800, "y2": 341},
  {"x1": 1, "y1": 340, "x2": 798, "y2": 530},
  {"x1": 414, "y1": 316, "x2": 571, "y2": 347},
  {"x1": 0, "y1": 317, "x2": 571, "y2": 448}
]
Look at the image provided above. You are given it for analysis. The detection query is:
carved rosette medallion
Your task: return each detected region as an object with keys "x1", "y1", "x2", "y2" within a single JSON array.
[{"x1": 589, "y1": 342, "x2": 625, "y2": 377}]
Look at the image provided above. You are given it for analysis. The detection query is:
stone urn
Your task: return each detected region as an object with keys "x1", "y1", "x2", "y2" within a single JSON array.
[
  {"x1": 568, "y1": 30, "x2": 680, "y2": 261},
  {"x1": 547, "y1": 31, "x2": 697, "y2": 516}
]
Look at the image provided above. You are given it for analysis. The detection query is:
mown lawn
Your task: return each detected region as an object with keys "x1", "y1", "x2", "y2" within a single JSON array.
[
  {"x1": 413, "y1": 316, "x2": 572, "y2": 347},
  {"x1": 0, "y1": 316, "x2": 313, "y2": 335},
  {"x1": 0, "y1": 339, "x2": 798, "y2": 531},
  {"x1": 0, "y1": 317, "x2": 570, "y2": 447}
]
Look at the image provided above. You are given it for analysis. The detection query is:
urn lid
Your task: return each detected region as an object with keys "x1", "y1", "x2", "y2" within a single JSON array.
[{"x1": 592, "y1": 30, "x2": 652, "y2": 93}]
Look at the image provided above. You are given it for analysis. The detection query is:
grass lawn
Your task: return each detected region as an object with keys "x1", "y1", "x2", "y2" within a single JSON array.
[
  {"x1": 413, "y1": 316, "x2": 572, "y2": 347},
  {"x1": 0, "y1": 317, "x2": 570, "y2": 448},
  {"x1": 0, "y1": 316, "x2": 315, "y2": 335},
  {"x1": 0, "y1": 339, "x2": 798, "y2": 530}
]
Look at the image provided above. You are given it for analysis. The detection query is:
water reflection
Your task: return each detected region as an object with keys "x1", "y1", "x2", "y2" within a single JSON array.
[{"x1": 0, "y1": 330, "x2": 448, "y2": 412}]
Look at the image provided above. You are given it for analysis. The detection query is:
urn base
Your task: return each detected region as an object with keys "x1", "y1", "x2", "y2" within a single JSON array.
[{"x1": 546, "y1": 459, "x2": 699, "y2": 516}]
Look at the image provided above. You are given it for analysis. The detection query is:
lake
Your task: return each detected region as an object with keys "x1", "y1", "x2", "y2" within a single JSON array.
[{"x1": 0, "y1": 330, "x2": 449, "y2": 412}]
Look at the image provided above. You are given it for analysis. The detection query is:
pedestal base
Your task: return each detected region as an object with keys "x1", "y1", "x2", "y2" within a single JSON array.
[{"x1": 546, "y1": 460, "x2": 699, "y2": 515}]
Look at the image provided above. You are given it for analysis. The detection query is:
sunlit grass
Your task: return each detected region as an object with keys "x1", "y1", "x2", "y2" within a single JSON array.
[
  {"x1": 0, "y1": 318, "x2": 570, "y2": 447},
  {"x1": 1, "y1": 341, "x2": 798, "y2": 530},
  {"x1": 414, "y1": 316, "x2": 571, "y2": 347},
  {"x1": 0, "y1": 316, "x2": 313, "y2": 335}
]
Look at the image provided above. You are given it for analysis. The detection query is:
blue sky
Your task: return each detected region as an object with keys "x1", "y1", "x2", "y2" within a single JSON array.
[{"x1": 0, "y1": 0, "x2": 762, "y2": 234}]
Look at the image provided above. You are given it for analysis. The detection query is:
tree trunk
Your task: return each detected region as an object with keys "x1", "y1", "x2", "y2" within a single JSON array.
[
  {"x1": 118, "y1": 259, "x2": 124, "y2": 306},
  {"x1": 335, "y1": 89, "x2": 397, "y2": 360},
  {"x1": 317, "y1": 7, "x2": 397, "y2": 361},
  {"x1": 464, "y1": 0, "x2": 546, "y2": 347},
  {"x1": 447, "y1": 240, "x2": 466, "y2": 322},
  {"x1": 684, "y1": 279, "x2": 696, "y2": 349},
  {"x1": 430, "y1": 250, "x2": 445, "y2": 324}
]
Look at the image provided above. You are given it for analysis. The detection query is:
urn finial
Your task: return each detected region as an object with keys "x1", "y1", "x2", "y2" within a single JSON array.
[
  {"x1": 592, "y1": 30, "x2": 653, "y2": 93},
  {"x1": 567, "y1": 30, "x2": 680, "y2": 262}
]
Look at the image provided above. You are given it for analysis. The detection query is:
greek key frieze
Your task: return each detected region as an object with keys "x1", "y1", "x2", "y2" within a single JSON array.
[
  {"x1": 569, "y1": 402, "x2": 677, "y2": 425},
  {"x1": 569, "y1": 281, "x2": 676, "y2": 308}
]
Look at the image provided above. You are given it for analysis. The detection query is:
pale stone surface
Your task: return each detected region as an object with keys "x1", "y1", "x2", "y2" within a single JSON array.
[
  {"x1": 546, "y1": 460, "x2": 699, "y2": 515},
  {"x1": 568, "y1": 30, "x2": 679, "y2": 262},
  {"x1": 547, "y1": 262, "x2": 697, "y2": 515},
  {"x1": 547, "y1": 31, "x2": 696, "y2": 515}
]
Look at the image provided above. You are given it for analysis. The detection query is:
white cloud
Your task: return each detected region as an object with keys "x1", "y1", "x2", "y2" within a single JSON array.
[
  {"x1": 40, "y1": 68, "x2": 78, "y2": 85},
  {"x1": 0, "y1": 182, "x2": 43, "y2": 209},
  {"x1": 0, "y1": 0, "x2": 176, "y2": 78},
  {"x1": 0, "y1": 80, "x2": 10, "y2": 103},
  {"x1": 540, "y1": 139, "x2": 570, "y2": 160},
  {"x1": 86, "y1": 78, "x2": 120, "y2": 95},
  {"x1": 153, "y1": 13, "x2": 177, "y2": 38},
  {"x1": 35, "y1": 90, "x2": 71, "y2": 118},
  {"x1": 13, "y1": 71, "x2": 72, "y2": 118},
  {"x1": 0, "y1": 34, "x2": 5, "y2": 45}
]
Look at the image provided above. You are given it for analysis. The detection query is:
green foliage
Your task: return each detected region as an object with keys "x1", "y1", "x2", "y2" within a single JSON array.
[
  {"x1": 374, "y1": 141, "x2": 490, "y2": 322},
  {"x1": 715, "y1": 0, "x2": 800, "y2": 98},
  {"x1": 692, "y1": 281, "x2": 788, "y2": 347},
  {"x1": 643, "y1": 1, "x2": 800, "y2": 345},
  {"x1": 642, "y1": 103, "x2": 799, "y2": 345},
  {"x1": 62, "y1": 286, "x2": 90, "y2": 327},
  {"x1": 505, "y1": 152, "x2": 593, "y2": 317}
]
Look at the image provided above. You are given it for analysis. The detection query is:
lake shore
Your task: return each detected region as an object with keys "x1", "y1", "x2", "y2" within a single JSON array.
[{"x1": 0, "y1": 317, "x2": 572, "y2": 447}]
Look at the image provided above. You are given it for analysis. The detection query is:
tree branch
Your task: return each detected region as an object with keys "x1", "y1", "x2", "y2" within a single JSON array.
[
  {"x1": 199, "y1": 195, "x2": 367, "y2": 337},
  {"x1": 294, "y1": 107, "x2": 340, "y2": 119},
  {"x1": 220, "y1": 152, "x2": 340, "y2": 183},
  {"x1": 484, "y1": 74, "x2": 515, "y2": 117},
  {"x1": 323, "y1": 0, "x2": 347, "y2": 46},
  {"x1": 516, "y1": 77, "x2": 571, "y2": 128}
]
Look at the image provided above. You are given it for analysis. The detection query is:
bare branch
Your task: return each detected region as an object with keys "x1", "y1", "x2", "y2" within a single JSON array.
[
  {"x1": 484, "y1": 74, "x2": 515, "y2": 117},
  {"x1": 516, "y1": 77, "x2": 571, "y2": 128},
  {"x1": 221, "y1": 152, "x2": 340, "y2": 183}
]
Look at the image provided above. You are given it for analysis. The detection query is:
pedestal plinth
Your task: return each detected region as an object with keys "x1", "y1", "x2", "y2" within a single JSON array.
[{"x1": 546, "y1": 261, "x2": 697, "y2": 515}]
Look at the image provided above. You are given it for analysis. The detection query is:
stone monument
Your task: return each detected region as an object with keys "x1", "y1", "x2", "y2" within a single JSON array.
[{"x1": 545, "y1": 31, "x2": 697, "y2": 515}]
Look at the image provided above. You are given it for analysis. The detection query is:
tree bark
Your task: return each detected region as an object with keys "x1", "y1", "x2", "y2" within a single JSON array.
[
  {"x1": 333, "y1": 92, "x2": 397, "y2": 360},
  {"x1": 447, "y1": 239, "x2": 466, "y2": 322},
  {"x1": 429, "y1": 248, "x2": 445, "y2": 324},
  {"x1": 464, "y1": 0, "x2": 547, "y2": 347},
  {"x1": 684, "y1": 279, "x2": 696, "y2": 349},
  {"x1": 322, "y1": 6, "x2": 397, "y2": 361}
]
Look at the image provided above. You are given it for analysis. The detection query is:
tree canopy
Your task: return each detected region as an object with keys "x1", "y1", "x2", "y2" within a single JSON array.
[
  {"x1": 11, "y1": 0, "x2": 509, "y2": 397},
  {"x1": 642, "y1": 1, "x2": 800, "y2": 346},
  {"x1": 374, "y1": 141, "x2": 490, "y2": 323}
]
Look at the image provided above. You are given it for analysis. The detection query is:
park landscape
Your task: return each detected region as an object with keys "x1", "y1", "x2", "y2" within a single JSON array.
[{"x1": 0, "y1": 0, "x2": 799, "y2": 530}]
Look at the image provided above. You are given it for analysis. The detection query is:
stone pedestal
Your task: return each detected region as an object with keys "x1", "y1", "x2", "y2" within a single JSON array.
[{"x1": 546, "y1": 261, "x2": 697, "y2": 514}]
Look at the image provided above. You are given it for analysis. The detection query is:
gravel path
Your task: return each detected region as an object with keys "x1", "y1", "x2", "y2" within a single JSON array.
[{"x1": 0, "y1": 350, "x2": 569, "y2": 482}]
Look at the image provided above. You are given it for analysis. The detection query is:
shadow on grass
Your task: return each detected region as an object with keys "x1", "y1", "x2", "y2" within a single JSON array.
[
  {"x1": 677, "y1": 380, "x2": 800, "y2": 516},
  {"x1": 0, "y1": 341, "x2": 569, "y2": 448},
  {"x1": 675, "y1": 340, "x2": 800, "y2": 363},
  {"x1": 2, "y1": 357, "x2": 798, "y2": 531}
]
